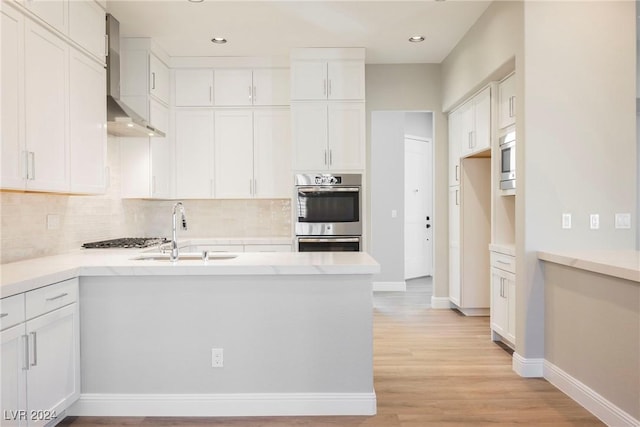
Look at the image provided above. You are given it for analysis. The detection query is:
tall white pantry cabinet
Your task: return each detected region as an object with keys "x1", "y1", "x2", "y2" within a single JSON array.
[
  {"x1": 448, "y1": 85, "x2": 493, "y2": 316},
  {"x1": 0, "y1": 0, "x2": 107, "y2": 195}
]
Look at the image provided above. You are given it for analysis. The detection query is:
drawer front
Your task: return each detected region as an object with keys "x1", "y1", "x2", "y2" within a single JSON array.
[
  {"x1": 491, "y1": 252, "x2": 515, "y2": 273},
  {"x1": 244, "y1": 244, "x2": 292, "y2": 252},
  {"x1": 26, "y1": 278, "x2": 78, "y2": 320},
  {"x1": 0, "y1": 293, "x2": 26, "y2": 330}
]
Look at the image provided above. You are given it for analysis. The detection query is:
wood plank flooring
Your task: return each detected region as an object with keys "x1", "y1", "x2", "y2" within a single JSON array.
[{"x1": 60, "y1": 277, "x2": 603, "y2": 426}]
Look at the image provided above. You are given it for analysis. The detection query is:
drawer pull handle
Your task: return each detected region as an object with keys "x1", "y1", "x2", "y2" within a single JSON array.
[
  {"x1": 496, "y1": 260, "x2": 511, "y2": 265},
  {"x1": 46, "y1": 292, "x2": 68, "y2": 301},
  {"x1": 0, "y1": 313, "x2": 8, "y2": 318},
  {"x1": 30, "y1": 332, "x2": 38, "y2": 367}
]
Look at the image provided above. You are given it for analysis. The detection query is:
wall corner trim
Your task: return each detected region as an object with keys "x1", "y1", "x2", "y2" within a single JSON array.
[
  {"x1": 512, "y1": 352, "x2": 544, "y2": 377},
  {"x1": 67, "y1": 392, "x2": 377, "y2": 417},
  {"x1": 543, "y1": 361, "x2": 639, "y2": 427},
  {"x1": 430, "y1": 296, "x2": 453, "y2": 309}
]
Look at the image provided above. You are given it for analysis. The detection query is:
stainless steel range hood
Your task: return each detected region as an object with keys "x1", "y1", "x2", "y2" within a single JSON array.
[{"x1": 106, "y1": 14, "x2": 165, "y2": 138}]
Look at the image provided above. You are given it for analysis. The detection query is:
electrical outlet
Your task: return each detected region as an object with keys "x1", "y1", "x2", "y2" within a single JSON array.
[
  {"x1": 561, "y1": 213, "x2": 572, "y2": 229},
  {"x1": 212, "y1": 348, "x2": 223, "y2": 368},
  {"x1": 590, "y1": 214, "x2": 599, "y2": 230},
  {"x1": 391, "y1": 210, "x2": 397, "y2": 218},
  {"x1": 46, "y1": 214, "x2": 60, "y2": 230},
  {"x1": 615, "y1": 213, "x2": 631, "y2": 229}
]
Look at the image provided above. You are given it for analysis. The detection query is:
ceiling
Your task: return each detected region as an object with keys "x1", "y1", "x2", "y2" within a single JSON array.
[{"x1": 107, "y1": 1, "x2": 492, "y2": 64}]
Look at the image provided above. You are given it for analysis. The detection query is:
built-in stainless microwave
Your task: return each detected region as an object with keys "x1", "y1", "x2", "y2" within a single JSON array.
[{"x1": 499, "y1": 130, "x2": 516, "y2": 190}]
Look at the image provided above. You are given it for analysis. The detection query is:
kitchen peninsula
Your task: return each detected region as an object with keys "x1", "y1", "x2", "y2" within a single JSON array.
[{"x1": 0, "y1": 249, "x2": 380, "y2": 419}]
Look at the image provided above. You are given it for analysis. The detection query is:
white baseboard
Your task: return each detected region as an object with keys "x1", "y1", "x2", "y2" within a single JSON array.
[
  {"x1": 512, "y1": 352, "x2": 544, "y2": 377},
  {"x1": 67, "y1": 392, "x2": 377, "y2": 417},
  {"x1": 373, "y1": 281, "x2": 406, "y2": 292},
  {"x1": 544, "y1": 361, "x2": 639, "y2": 427},
  {"x1": 430, "y1": 296, "x2": 452, "y2": 309}
]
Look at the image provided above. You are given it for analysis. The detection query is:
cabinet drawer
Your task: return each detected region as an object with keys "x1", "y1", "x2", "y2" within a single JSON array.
[
  {"x1": 0, "y1": 293, "x2": 25, "y2": 330},
  {"x1": 491, "y1": 252, "x2": 515, "y2": 274},
  {"x1": 26, "y1": 278, "x2": 78, "y2": 320}
]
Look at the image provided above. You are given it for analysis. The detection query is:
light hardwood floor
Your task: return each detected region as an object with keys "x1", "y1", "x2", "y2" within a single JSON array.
[{"x1": 61, "y1": 277, "x2": 603, "y2": 426}]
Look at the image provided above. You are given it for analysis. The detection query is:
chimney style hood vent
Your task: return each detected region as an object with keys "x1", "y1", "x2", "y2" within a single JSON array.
[{"x1": 106, "y1": 14, "x2": 165, "y2": 138}]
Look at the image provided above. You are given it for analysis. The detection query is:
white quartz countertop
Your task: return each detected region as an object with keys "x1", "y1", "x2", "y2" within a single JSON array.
[
  {"x1": 537, "y1": 250, "x2": 640, "y2": 283},
  {"x1": 1, "y1": 248, "x2": 380, "y2": 298}
]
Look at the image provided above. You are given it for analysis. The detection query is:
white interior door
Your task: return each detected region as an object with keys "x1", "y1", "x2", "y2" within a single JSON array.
[{"x1": 404, "y1": 136, "x2": 433, "y2": 279}]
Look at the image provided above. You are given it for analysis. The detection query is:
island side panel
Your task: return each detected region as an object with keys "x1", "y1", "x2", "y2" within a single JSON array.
[{"x1": 79, "y1": 274, "x2": 374, "y2": 394}]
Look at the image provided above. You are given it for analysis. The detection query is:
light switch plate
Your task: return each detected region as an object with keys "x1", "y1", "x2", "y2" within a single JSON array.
[
  {"x1": 590, "y1": 214, "x2": 599, "y2": 230},
  {"x1": 562, "y1": 213, "x2": 572, "y2": 229},
  {"x1": 46, "y1": 214, "x2": 60, "y2": 230},
  {"x1": 615, "y1": 213, "x2": 631, "y2": 229}
]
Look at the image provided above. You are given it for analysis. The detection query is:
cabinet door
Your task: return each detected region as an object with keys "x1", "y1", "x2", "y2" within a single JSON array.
[
  {"x1": 1, "y1": 4, "x2": 26, "y2": 190},
  {"x1": 448, "y1": 110, "x2": 461, "y2": 186},
  {"x1": 252, "y1": 68, "x2": 290, "y2": 106},
  {"x1": 458, "y1": 100, "x2": 474, "y2": 158},
  {"x1": 150, "y1": 137, "x2": 171, "y2": 199},
  {"x1": 472, "y1": 86, "x2": 491, "y2": 153},
  {"x1": 506, "y1": 273, "x2": 516, "y2": 343},
  {"x1": 69, "y1": 49, "x2": 106, "y2": 194},
  {"x1": 1, "y1": 324, "x2": 28, "y2": 427},
  {"x1": 175, "y1": 109, "x2": 214, "y2": 198},
  {"x1": 327, "y1": 103, "x2": 365, "y2": 170},
  {"x1": 214, "y1": 69, "x2": 253, "y2": 106},
  {"x1": 292, "y1": 103, "x2": 328, "y2": 170},
  {"x1": 25, "y1": 19, "x2": 69, "y2": 192},
  {"x1": 214, "y1": 110, "x2": 254, "y2": 198},
  {"x1": 253, "y1": 109, "x2": 292, "y2": 198},
  {"x1": 24, "y1": 0, "x2": 67, "y2": 34},
  {"x1": 26, "y1": 304, "x2": 80, "y2": 426},
  {"x1": 68, "y1": 0, "x2": 106, "y2": 62},
  {"x1": 498, "y1": 74, "x2": 516, "y2": 129},
  {"x1": 490, "y1": 268, "x2": 508, "y2": 337},
  {"x1": 149, "y1": 54, "x2": 169, "y2": 105},
  {"x1": 327, "y1": 60, "x2": 365, "y2": 100},
  {"x1": 449, "y1": 186, "x2": 461, "y2": 305},
  {"x1": 174, "y1": 69, "x2": 214, "y2": 107},
  {"x1": 290, "y1": 60, "x2": 327, "y2": 100}
]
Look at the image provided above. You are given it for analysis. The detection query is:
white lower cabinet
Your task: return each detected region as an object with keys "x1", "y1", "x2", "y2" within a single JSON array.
[
  {"x1": 490, "y1": 251, "x2": 516, "y2": 345},
  {"x1": 0, "y1": 279, "x2": 80, "y2": 427}
]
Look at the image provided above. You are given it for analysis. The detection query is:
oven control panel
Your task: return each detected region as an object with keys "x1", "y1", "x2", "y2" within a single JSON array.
[{"x1": 315, "y1": 175, "x2": 341, "y2": 185}]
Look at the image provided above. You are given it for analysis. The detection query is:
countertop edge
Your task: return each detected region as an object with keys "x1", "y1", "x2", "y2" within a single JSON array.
[{"x1": 537, "y1": 250, "x2": 640, "y2": 283}]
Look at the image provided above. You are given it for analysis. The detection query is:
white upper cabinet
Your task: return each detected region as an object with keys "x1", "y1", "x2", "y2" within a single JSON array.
[
  {"x1": 1, "y1": 3, "x2": 25, "y2": 190},
  {"x1": 291, "y1": 59, "x2": 365, "y2": 101},
  {"x1": 292, "y1": 102, "x2": 364, "y2": 171},
  {"x1": 458, "y1": 85, "x2": 491, "y2": 158},
  {"x1": 174, "y1": 69, "x2": 214, "y2": 107},
  {"x1": 69, "y1": 49, "x2": 106, "y2": 194},
  {"x1": 149, "y1": 53, "x2": 170, "y2": 105},
  {"x1": 174, "y1": 109, "x2": 215, "y2": 198},
  {"x1": 214, "y1": 69, "x2": 253, "y2": 106},
  {"x1": 253, "y1": 109, "x2": 291, "y2": 198},
  {"x1": 121, "y1": 38, "x2": 170, "y2": 132},
  {"x1": 498, "y1": 73, "x2": 516, "y2": 129},
  {"x1": 178, "y1": 68, "x2": 289, "y2": 107},
  {"x1": 24, "y1": 18, "x2": 69, "y2": 192},
  {"x1": 23, "y1": 0, "x2": 67, "y2": 34},
  {"x1": 214, "y1": 110, "x2": 254, "y2": 198},
  {"x1": 252, "y1": 68, "x2": 290, "y2": 106},
  {"x1": 68, "y1": 0, "x2": 105, "y2": 63},
  {"x1": 448, "y1": 109, "x2": 461, "y2": 187}
]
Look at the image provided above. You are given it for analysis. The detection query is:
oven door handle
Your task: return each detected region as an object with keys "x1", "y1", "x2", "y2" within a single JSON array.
[
  {"x1": 297, "y1": 187, "x2": 360, "y2": 193},
  {"x1": 298, "y1": 237, "x2": 361, "y2": 243}
]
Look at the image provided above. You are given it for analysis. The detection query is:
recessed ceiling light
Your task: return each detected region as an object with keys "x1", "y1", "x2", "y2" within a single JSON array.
[
  {"x1": 188, "y1": 0, "x2": 204, "y2": 3},
  {"x1": 148, "y1": 132, "x2": 154, "y2": 137},
  {"x1": 211, "y1": 37, "x2": 227, "y2": 44},
  {"x1": 126, "y1": 123, "x2": 134, "y2": 128},
  {"x1": 409, "y1": 36, "x2": 425, "y2": 43}
]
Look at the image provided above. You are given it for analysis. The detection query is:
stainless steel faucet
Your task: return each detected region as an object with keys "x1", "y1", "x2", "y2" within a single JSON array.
[{"x1": 170, "y1": 202, "x2": 187, "y2": 262}]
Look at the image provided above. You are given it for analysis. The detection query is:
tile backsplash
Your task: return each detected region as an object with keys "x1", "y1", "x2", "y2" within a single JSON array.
[{"x1": 0, "y1": 138, "x2": 291, "y2": 264}]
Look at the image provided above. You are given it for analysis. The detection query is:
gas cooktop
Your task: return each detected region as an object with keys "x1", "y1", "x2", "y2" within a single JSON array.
[{"x1": 82, "y1": 237, "x2": 169, "y2": 249}]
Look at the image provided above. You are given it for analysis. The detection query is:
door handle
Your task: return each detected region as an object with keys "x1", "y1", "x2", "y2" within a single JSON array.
[
  {"x1": 152, "y1": 72, "x2": 156, "y2": 90},
  {"x1": 30, "y1": 332, "x2": 37, "y2": 367}
]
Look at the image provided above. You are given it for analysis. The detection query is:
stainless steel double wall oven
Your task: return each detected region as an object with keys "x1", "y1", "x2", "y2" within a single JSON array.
[{"x1": 295, "y1": 174, "x2": 362, "y2": 252}]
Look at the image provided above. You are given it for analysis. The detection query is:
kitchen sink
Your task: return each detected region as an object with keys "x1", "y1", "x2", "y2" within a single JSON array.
[{"x1": 132, "y1": 252, "x2": 238, "y2": 261}]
